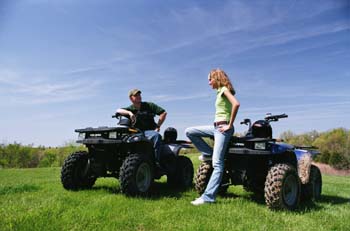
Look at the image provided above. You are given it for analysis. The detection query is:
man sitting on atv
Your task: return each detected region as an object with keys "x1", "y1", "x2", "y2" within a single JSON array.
[{"x1": 116, "y1": 89, "x2": 167, "y2": 163}]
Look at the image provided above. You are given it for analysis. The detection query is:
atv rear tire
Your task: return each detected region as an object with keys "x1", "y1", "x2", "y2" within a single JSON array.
[
  {"x1": 194, "y1": 161, "x2": 229, "y2": 195},
  {"x1": 167, "y1": 156, "x2": 194, "y2": 188},
  {"x1": 301, "y1": 165, "x2": 322, "y2": 201},
  {"x1": 264, "y1": 163, "x2": 300, "y2": 210},
  {"x1": 61, "y1": 151, "x2": 96, "y2": 190},
  {"x1": 119, "y1": 154, "x2": 153, "y2": 196}
]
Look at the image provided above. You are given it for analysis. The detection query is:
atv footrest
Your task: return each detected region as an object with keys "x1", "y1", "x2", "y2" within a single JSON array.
[{"x1": 77, "y1": 138, "x2": 123, "y2": 144}]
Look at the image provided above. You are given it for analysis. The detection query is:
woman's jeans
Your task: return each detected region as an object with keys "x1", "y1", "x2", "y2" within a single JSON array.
[{"x1": 185, "y1": 125, "x2": 234, "y2": 202}]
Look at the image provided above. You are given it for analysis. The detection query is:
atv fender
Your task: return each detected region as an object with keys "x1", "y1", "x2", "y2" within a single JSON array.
[
  {"x1": 161, "y1": 142, "x2": 192, "y2": 157},
  {"x1": 271, "y1": 142, "x2": 294, "y2": 154},
  {"x1": 295, "y1": 149, "x2": 313, "y2": 184},
  {"x1": 126, "y1": 133, "x2": 150, "y2": 143},
  {"x1": 125, "y1": 135, "x2": 155, "y2": 160}
]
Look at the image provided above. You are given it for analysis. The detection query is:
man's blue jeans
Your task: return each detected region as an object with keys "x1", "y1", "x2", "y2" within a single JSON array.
[
  {"x1": 144, "y1": 130, "x2": 162, "y2": 162},
  {"x1": 185, "y1": 125, "x2": 234, "y2": 202}
]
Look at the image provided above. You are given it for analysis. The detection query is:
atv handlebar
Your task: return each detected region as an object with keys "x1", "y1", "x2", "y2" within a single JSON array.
[
  {"x1": 264, "y1": 113, "x2": 288, "y2": 122},
  {"x1": 112, "y1": 113, "x2": 121, "y2": 118},
  {"x1": 240, "y1": 118, "x2": 251, "y2": 125}
]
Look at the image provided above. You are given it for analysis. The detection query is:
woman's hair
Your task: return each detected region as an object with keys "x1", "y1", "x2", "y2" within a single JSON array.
[{"x1": 209, "y1": 69, "x2": 235, "y2": 94}]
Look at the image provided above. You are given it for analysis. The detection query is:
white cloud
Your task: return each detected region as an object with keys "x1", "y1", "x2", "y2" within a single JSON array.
[
  {"x1": 0, "y1": 69, "x2": 102, "y2": 105},
  {"x1": 51, "y1": 1, "x2": 348, "y2": 78}
]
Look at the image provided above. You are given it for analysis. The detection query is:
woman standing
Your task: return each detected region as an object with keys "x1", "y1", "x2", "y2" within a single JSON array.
[{"x1": 186, "y1": 69, "x2": 240, "y2": 205}]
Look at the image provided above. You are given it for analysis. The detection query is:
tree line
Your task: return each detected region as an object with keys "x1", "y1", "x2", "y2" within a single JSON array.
[
  {"x1": 0, "y1": 142, "x2": 85, "y2": 169},
  {"x1": 0, "y1": 128, "x2": 349, "y2": 169},
  {"x1": 280, "y1": 128, "x2": 350, "y2": 170}
]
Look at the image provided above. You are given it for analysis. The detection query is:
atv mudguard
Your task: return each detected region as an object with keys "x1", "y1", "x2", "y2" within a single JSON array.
[
  {"x1": 295, "y1": 148, "x2": 320, "y2": 184},
  {"x1": 160, "y1": 141, "x2": 192, "y2": 157}
]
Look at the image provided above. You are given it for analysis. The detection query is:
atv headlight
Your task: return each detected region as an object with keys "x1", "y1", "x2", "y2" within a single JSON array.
[
  {"x1": 109, "y1": 131, "x2": 117, "y2": 139},
  {"x1": 78, "y1": 132, "x2": 86, "y2": 140},
  {"x1": 254, "y1": 142, "x2": 266, "y2": 150}
]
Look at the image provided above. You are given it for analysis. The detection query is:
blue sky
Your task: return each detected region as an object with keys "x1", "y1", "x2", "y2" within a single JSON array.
[{"x1": 0, "y1": 0, "x2": 349, "y2": 147}]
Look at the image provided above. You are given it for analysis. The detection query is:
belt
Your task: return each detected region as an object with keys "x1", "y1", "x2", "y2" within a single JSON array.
[{"x1": 214, "y1": 121, "x2": 228, "y2": 127}]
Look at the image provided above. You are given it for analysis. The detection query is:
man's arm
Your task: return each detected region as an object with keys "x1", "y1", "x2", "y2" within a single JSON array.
[
  {"x1": 116, "y1": 108, "x2": 136, "y2": 123},
  {"x1": 147, "y1": 102, "x2": 167, "y2": 132},
  {"x1": 155, "y1": 111, "x2": 167, "y2": 132}
]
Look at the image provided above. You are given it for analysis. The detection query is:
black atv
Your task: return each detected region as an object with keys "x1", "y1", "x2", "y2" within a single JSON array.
[
  {"x1": 61, "y1": 113, "x2": 194, "y2": 196},
  {"x1": 195, "y1": 113, "x2": 322, "y2": 210}
]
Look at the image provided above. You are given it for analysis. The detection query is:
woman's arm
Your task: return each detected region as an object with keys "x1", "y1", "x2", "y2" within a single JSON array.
[{"x1": 219, "y1": 89, "x2": 240, "y2": 132}]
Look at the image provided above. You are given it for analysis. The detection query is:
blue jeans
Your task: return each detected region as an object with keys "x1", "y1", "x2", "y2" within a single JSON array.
[
  {"x1": 144, "y1": 130, "x2": 162, "y2": 162},
  {"x1": 185, "y1": 125, "x2": 234, "y2": 202}
]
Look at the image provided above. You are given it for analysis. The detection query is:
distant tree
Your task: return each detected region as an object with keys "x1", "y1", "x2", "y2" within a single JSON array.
[
  {"x1": 39, "y1": 149, "x2": 58, "y2": 167},
  {"x1": 346, "y1": 134, "x2": 350, "y2": 168},
  {"x1": 28, "y1": 148, "x2": 41, "y2": 168},
  {"x1": 17, "y1": 145, "x2": 34, "y2": 168},
  {"x1": 4, "y1": 143, "x2": 21, "y2": 168},
  {"x1": 280, "y1": 130, "x2": 319, "y2": 147},
  {"x1": 280, "y1": 130, "x2": 296, "y2": 142},
  {"x1": 0, "y1": 145, "x2": 7, "y2": 168},
  {"x1": 313, "y1": 128, "x2": 349, "y2": 169}
]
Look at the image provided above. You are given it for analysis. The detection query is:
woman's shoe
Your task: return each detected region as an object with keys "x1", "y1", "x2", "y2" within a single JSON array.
[
  {"x1": 190, "y1": 197, "x2": 212, "y2": 206},
  {"x1": 198, "y1": 155, "x2": 212, "y2": 161}
]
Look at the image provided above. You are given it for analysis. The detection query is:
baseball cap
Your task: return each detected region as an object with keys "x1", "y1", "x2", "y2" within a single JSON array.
[{"x1": 128, "y1": 89, "x2": 141, "y2": 97}]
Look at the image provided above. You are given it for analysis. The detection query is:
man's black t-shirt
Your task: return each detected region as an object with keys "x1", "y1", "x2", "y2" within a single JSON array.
[{"x1": 123, "y1": 102, "x2": 165, "y2": 131}]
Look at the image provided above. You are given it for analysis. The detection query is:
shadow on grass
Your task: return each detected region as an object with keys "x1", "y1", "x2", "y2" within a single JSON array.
[
  {"x1": 90, "y1": 181, "x2": 190, "y2": 199},
  {"x1": 295, "y1": 194, "x2": 350, "y2": 212},
  {"x1": 146, "y1": 181, "x2": 190, "y2": 199},
  {"x1": 318, "y1": 194, "x2": 350, "y2": 205},
  {"x1": 220, "y1": 189, "x2": 266, "y2": 205},
  {"x1": 0, "y1": 184, "x2": 41, "y2": 195},
  {"x1": 219, "y1": 190, "x2": 349, "y2": 213},
  {"x1": 91, "y1": 185, "x2": 121, "y2": 194}
]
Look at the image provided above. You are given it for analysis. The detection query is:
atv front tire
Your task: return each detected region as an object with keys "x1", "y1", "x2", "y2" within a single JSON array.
[
  {"x1": 61, "y1": 151, "x2": 96, "y2": 190},
  {"x1": 264, "y1": 163, "x2": 300, "y2": 210},
  {"x1": 119, "y1": 154, "x2": 154, "y2": 196}
]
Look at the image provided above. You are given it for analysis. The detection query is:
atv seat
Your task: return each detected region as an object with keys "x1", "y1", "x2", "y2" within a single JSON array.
[
  {"x1": 230, "y1": 136, "x2": 254, "y2": 143},
  {"x1": 228, "y1": 136, "x2": 277, "y2": 155}
]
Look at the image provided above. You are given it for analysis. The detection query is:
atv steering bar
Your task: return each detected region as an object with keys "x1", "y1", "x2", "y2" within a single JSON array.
[{"x1": 264, "y1": 113, "x2": 288, "y2": 122}]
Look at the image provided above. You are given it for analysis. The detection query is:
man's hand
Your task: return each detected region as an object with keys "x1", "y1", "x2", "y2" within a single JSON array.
[{"x1": 128, "y1": 112, "x2": 136, "y2": 125}]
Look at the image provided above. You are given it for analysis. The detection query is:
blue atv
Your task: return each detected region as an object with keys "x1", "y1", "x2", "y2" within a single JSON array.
[{"x1": 194, "y1": 113, "x2": 322, "y2": 210}]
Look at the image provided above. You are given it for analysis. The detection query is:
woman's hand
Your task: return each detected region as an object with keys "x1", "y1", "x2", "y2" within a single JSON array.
[{"x1": 218, "y1": 124, "x2": 232, "y2": 133}]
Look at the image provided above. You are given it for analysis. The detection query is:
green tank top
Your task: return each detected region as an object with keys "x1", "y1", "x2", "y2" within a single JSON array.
[{"x1": 215, "y1": 86, "x2": 234, "y2": 122}]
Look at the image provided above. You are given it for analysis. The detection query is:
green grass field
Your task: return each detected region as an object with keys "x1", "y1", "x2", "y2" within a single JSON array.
[{"x1": 1, "y1": 153, "x2": 349, "y2": 231}]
